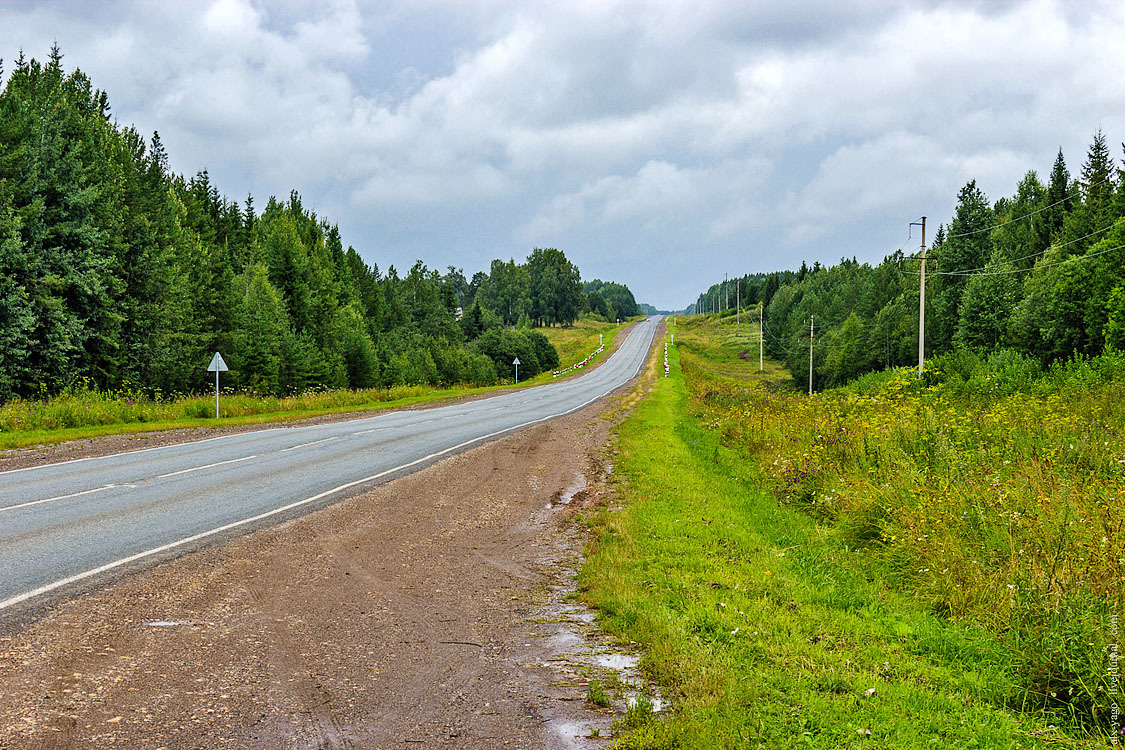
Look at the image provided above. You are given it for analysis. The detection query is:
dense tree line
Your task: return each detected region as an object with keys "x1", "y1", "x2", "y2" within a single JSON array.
[
  {"x1": 690, "y1": 270, "x2": 797, "y2": 317},
  {"x1": 465, "y1": 247, "x2": 586, "y2": 329},
  {"x1": 0, "y1": 49, "x2": 641, "y2": 399},
  {"x1": 692, "y1": 130, "x2": 1125, "y2": 389},
  {"x1": 583, "y1": 279, "x2": 640, "y2": 323}
]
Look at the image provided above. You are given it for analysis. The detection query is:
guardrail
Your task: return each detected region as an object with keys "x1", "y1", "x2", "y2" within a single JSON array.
[{"x1": 552, "y1": 343, "x2": 606, "y2": 378}]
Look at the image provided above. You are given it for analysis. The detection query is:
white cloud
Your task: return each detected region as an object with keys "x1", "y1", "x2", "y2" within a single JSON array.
[
  {"x1": 201, "y1": 0, "x2": 260, "y2": 38},
  {"x1": 4, "y1": 0, "x2": 1125, "y2": 308}
]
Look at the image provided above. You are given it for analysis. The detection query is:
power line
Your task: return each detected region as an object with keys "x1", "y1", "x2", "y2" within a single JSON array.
[
  {"x1": 945, "y1": 173, "x2": 1114, "y2": 239},
  {"x1": 899, "y1": 218, "x2": 1125, "y2": 277},
  {"x1": 902, "y1": 217, "x2": 923, "y2": 248},
  {"x1": 942, "y1": 240, "x2": 1124, "y2": 277},
  {"x1": 759, "y1": 298, "x2": 862, "y2": 357}
]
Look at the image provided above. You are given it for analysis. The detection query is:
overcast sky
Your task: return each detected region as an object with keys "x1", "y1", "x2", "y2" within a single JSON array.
[{"x1": 3, "y1": 0, "x2": 1124, "y2": 310}]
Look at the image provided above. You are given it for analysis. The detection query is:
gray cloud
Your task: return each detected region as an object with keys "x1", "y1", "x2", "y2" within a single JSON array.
[{"x1": 2, "y1": 0, "x2": 1124, "y2": 308}]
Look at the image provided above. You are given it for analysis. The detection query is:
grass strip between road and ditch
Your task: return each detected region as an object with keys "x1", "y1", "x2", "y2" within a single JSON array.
[
  {"x1": 0, "y1": 319, "x2": 630, "y2": 451},
  {"x1": 577, "y1": 326, "x2": 1091, "y2": 748}
]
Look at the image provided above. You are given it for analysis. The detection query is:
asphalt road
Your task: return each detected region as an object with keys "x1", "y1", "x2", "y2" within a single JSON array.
[{"x1": 0, "y1": 316, "x2": 660, "y2": 615}]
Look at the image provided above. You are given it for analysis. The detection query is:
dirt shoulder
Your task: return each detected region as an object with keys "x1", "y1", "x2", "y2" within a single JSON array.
[{"x1": 0, "y1": 326, "x2": 663, "y2": 749}]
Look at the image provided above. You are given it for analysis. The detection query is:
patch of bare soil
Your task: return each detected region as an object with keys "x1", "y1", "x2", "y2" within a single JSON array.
[{"x1": 0, "y1": 389, "x2": 647, "y2": 748}]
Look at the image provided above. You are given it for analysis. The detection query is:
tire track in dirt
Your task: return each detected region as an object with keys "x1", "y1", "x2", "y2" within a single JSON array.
[
  {"x1": 0, "y1": 322, "x2": 665, "y2": 748},
  {"x1": 0, "y1": 409, "x2": 635, "y2": 749}
]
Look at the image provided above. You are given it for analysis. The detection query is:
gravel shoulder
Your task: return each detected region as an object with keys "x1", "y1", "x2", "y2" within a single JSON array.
[{"x1": 0, "y1": 327, "x2": 662, "y2": 749}]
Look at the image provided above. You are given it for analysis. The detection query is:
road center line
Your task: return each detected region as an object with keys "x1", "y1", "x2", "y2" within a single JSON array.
[
  {"x1": 280, "y1": 437, "x2": 339, "y2": 452},
  {"x1": 0, "y1": 484, "x2": 117, "y2": 513},
  {"x1": 156, "y1": 455, "x2": 257, "y2": 479}
]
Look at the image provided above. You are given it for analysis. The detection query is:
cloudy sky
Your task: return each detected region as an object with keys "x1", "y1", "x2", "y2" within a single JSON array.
[{"x1": 3, "y1": 0, "x2": 1124, "y2": 310}]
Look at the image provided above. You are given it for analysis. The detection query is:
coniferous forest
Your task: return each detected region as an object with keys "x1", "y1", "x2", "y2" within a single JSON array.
[
  {"x1": 0, "y1": 49, "x2": 640, "y2": 401},
  {"x1": 694, "y1": 129, "x2": 1125, "y2": 389}
]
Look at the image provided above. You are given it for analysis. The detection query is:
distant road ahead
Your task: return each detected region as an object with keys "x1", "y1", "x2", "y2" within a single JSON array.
[{"x1": 0, "y1": 316, "x2": 660, "y2": 614}]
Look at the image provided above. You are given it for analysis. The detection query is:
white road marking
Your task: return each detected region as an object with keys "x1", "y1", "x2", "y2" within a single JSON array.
[
  {"x1": 0, "y1": 321, "x2": 657, "y2": 613},
  {"x1": 156, "y1": 455, "x2": 257, "y2": 479},
  {"x1": 0, "y1": 406, "x2": 441, "y2": 478},
  {"x1": 280, "y1": 436, "x2": 339, "y2": 452},
  {"x1": 0, "y1": 484, "x2": 117, "y2": 513},
  {"x1": 0, "y1": 432, "x2": 248, "y2": 477}
]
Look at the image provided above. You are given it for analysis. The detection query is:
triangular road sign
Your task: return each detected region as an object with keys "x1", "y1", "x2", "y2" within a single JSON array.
[{"x1": 207, "y1": 352, "x2": 229, "y2": 372}]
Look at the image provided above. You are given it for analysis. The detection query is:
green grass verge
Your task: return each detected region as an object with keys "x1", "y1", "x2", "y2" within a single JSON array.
[
  {"x1": 0, "y1": 384, "x2": 497, "y2": 451},
  {"x1": 541, "y1": 314, "x2": 629, "y2": 372},
  {"x1": 577, "y1": 327, "x2": 1091, "y2": 748}
]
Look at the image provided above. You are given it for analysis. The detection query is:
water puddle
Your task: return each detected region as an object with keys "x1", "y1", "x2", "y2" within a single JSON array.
[
  {"x1": 626, "y1": 693, "x2": 665, "y2": 713},
  {"x1": 544, "y1": 629, "x2": 582, "y2": 651},
  {"x1": 595, "y1": 653, "x2": 638, "y2": 671},
  {"x1": 548, "y1": 473, "x2": 588, "y2": 509},
  {"x1": 549, "y1": 720, "x2": 601, "y2": 745},
  {"x1": 144, "y1": 620, "x2": 184, "y2": 627},
  {"x1": 527, "y1": 516, "x2": 666, "y2": 748}
]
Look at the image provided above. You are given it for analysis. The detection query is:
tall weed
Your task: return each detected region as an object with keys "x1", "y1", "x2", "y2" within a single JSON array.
[{"x1": 678, "y1": 318, "x2": 1122, "y2": 734}]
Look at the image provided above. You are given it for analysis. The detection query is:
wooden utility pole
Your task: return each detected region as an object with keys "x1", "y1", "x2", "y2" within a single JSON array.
[
  {"x1": 759, "y1": 305, "x2": 764, "y2": 372},
  {"x1": 911, "y1": 217, "x2": 927, "y2": 376},
  {"x1": 808, "y1": 315, "x2": 814, "y2": 395},
  {"x1": 736, "y1": 278, "x2": 740, "y2": 328}
]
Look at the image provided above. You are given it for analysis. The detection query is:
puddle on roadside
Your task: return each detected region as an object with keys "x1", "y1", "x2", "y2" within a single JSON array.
[
  {"x1": 559, "y1": 473, "x2": 586, "y2": 504},
  {"x1": 547, "y1": 473, "x2": 588, "y2": 510},
  {"x1": 595, "y1": 653, "x2": 638, "y2": 671},
  {"x1": 626, "y1": 693, "x2": 665, "y2": 712},
  {"x1": 144, "y1": 620, "x2": 184, "y2": 627},
  {"x1": 544, "y1": 629, "x2": 582, "y2": 651},
  {"x1": 549, "y1": 719, "x2": 603, "y2": 746},
  {"x1": 527, "y1": 486, "x2": 666, "y2": 749}
]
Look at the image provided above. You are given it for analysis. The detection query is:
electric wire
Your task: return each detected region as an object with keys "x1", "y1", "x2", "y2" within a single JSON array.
[
  {"x1": 945, "y1": 173, "x2": 1114, "y2": 239},
  {"x1": 899, "y1": 218, "x2": 1125, "y2": 277},
  {"x1": 693, "y1": 174, "x2": 1119, "y2": 381},
  {"x1": 934, "y1": 240, "x2": 1124, "y2": 277}
]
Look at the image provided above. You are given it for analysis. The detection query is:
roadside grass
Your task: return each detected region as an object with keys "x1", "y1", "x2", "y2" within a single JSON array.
[
  {"x1": 578, "y1": 320, "x2": 1094, "y2": 748},
  {"x1": 0, "y1": 382, "x2": 495, "y2": 451},
  {"x1": 677, "y1": 316, "x2": 1120, "y2": 734},
  {"x1": 0, "y1": 317, "x2": 627, "y2": 451},
  {"x1": 542, "y1": 314, "x2": 628, "y2": 373}
]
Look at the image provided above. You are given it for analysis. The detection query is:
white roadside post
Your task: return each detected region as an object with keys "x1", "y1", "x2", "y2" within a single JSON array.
[
  {"x1": 512, "y1": 356, "x2": 520, "y2": 384},
  {"x1": 207, "y1": 352, "x2": 228, "y2": 419}
]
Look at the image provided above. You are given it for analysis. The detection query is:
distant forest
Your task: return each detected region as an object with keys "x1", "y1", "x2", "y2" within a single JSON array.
[
  {"x1": 0, "y1": 48, "x2": 640, "y2": 400},
  {"x1": 692, "y1": 129, "x2": 1125, "y2": 389}
]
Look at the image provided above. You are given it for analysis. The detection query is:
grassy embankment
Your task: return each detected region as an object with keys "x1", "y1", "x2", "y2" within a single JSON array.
[
  {"x1": 542, "y1": 314, "x2": 622, "y2": 370},
  {"x1": 579, "y1": 314, "x2": 1113, "y2": 748},
  {"x1": 0, "y1": 316, "x2": 628, "y2": 451}
]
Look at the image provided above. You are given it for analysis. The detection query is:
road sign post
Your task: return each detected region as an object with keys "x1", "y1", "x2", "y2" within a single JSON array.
[
  {"x1": 207, "y1": 352, "x2": 228, "y2": 419},
  {"x1": 512, "y1": 357, "x2": 520, "y2": 384}
]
